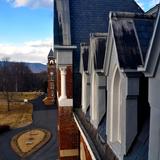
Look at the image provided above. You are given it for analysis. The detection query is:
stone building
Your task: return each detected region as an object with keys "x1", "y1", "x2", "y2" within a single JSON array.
[{"x1": 54, "y1": 0, "x2": 160, "y2": 160}]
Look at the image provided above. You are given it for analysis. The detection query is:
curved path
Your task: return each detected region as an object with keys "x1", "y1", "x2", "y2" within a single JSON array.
[{"x1": 0, "y1": 95, "x2": 59, "y2": 160}]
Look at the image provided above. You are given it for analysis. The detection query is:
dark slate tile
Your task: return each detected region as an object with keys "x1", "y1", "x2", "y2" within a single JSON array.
[
  {"x1": 134, "y1": 19, "x2": 155, "y2": 61},
  {"x1": 69, "y1": 0, "x2": 143, "y2": 71},
  {"x1": 54, "y1": 1, "x2": 63, "y2": 45},
  {"x1": 98, "y1": 113, "x2": 106, "y2": 143},
  {"x1": 81, "y1": 46, "x2": 89, "y2": 71},
  {"x1": 85, "y1": 105, "x2": 90, "y2": 122},
  {"x1": 124, "y1": 119, "x2": 149, "y2": 160},
  {"x1": 48, "y1": 48, "x2": 56, "y2": 59},
  {"x1": 112, "y1": 19, "x2": 142, "y2": 69},
  {"x1": 55, "y1": 0, "x2": 144, "y2": 107},
  {"x1": 94, "y1": 37, "x2": 107, "y2": 70}
]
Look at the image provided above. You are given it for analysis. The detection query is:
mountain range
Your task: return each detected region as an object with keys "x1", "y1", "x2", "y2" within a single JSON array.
[
  {"x1": 0, "y1": 61, "x2": 47, "y2": 73},
  {"x1": 25, "y1": 62, "x2": 47, "y2": 73}
]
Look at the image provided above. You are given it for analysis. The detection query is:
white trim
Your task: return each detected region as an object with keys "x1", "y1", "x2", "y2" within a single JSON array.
[
  {"x1": 60, "y1": 149, "x2": 79, "y2": 157},
  {"x1": 58, "y1": 98, "x2": 73, "y2": 107},
  {"x1": 54, "y1": 45, "x2": 77, "y2": 50},
  {"x1": 82, "y1": 72, "x2": 87, "y2": 113},
  {"x1": 133, "y1": 20, "x2": 144, "y2": 65},
  {"x1": 103, "y1": 22, "x2": 113, "y2": 76},
  {"x1": 59, "y1": 66, "x2": 67, "y2": 100},
  {"x1": 91, "y1": 71, "x2": 96, "y2": 125},
  {"x1": 73, "y1": 115, "x2": 97, "y2": 160},
  {"x1": 110, "y1": 65, "x2": 122, "y2": 143},
  {"x1": 145, "y1": 10, "x2": 160, "y2": 70}
]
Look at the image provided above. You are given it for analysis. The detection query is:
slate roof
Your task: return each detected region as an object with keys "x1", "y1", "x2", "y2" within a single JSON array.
[
  {"x1": 69, "y1": 0, "x2": 143, "y2": 71},
  {"x1": 146, "y1": 4, "x2": 160, "y2": 15},
  {"x1": 48, "y1": 49, "x2": 56, "y2": 59},
  {"x1": 92, "y1": 34, "x2": 107, "y2": 70},
  {"x1": 124, "y1": 118, "x2": 149, "y2": 160},
  {"x1": 87, "y1": 33, "x2": 107, "y2": 73},
  {"x1": 134, "y1": 18, "x2": 155, "y2": 61},
  {"x1": 97, "y1": 113, "x2": 106, "y2": 143},
  {"x1": 54, "y1": 0, "x2": 144, "y2": 107},
  {"x1": 80, "y1": 43, "x2": 89, "y2": 72},
  {"x1": 54, "y1": 1, "x2": 62, "y2": 45},
  {"x1": 111, "y1": 12, "x2": 155, "y2": 69},
  {"x1": 143, "y1": 8, "x2": 160, "y2": 76},
  {"x1": 74, "y1": 109, "x2": 118, "y2": 160}
]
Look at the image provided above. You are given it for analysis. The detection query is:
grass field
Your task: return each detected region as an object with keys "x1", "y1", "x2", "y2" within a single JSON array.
[
  {"x1": 0, "y1": 92, "x2": 42, "y2": 101},
  {"x1": 0, "y1": 92, "x2": 42, "y2": 128}
]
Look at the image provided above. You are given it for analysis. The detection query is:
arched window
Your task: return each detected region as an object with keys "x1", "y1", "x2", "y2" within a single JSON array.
[{"x1": 110, "y1": 66, "x2": 121, "y2": 143}]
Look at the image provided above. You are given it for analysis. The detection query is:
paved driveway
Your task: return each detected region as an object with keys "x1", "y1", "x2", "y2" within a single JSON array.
[{"x1": 0, "y1": 95, "x2": 59, "y2": 160}]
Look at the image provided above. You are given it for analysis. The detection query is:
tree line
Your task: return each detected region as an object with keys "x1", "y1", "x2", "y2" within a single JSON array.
[{"x1": 0, "y1": 58, "x2": 48, "y2": 93}]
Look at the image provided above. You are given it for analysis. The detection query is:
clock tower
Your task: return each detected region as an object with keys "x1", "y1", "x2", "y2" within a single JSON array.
[{"x1": 43, "y1": 49, "x2": 56, "y2": 105}]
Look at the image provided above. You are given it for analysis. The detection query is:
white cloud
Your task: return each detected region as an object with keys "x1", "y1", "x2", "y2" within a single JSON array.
[
  {"x1": 150, "y1": 0, "x2": 160, "y2": 7},
  {"x1": 25, "y1": 39, "x2": 52, "y2": 47},
  {"x1": 7, "y1": 0, "x2": 53, "y2": 8},
  {"x1": 0, "y1": 38, "x2": 52, "y2": 64}
]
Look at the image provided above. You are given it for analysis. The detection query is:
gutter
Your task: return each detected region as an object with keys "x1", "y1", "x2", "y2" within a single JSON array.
[{"x1": 73, "y1": 113, "x2": 101, "y2": 160}]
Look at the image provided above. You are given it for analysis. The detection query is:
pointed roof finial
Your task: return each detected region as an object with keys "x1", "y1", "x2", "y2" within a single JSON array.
[{"x1": 48, "y1": 48, "x2": 56, "y2": 59}]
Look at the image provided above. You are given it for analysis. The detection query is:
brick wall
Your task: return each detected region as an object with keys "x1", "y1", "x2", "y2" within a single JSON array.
[
  {"x1": 58, "y1": 107, "x2": 80, "y2": 160},
  {"x1": 80, "y1": 135, "x2": 92, "y2": 160},
  {"x1": 66, "y1": 66, "x2": 73, "y2": 98}
]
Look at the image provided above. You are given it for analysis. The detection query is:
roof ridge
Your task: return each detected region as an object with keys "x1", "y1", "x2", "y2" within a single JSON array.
[
  {"x1": 110, "y1": 11, "x2": 155, "y2": 19},
  {"x1": 90, "y1": 33, "x2": 108, "y2": 38}
]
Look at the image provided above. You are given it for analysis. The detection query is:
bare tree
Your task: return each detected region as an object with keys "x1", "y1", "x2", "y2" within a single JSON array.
[
  {"x1": 0, "y1": 57, "x2": 14, "y2": 111},
  {"x1": 0, "y1": 59, "x2": 48, "y2": 110}
]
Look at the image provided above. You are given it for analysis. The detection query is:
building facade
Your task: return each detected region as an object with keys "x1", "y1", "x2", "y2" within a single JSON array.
[{"x1": 54, "y1": 0, "x2": 160, "y2": 160}]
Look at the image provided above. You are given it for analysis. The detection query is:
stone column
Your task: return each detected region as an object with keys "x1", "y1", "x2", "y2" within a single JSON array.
[{"x1": 60, "y1": 67, "x2": 67, "y2": 100}]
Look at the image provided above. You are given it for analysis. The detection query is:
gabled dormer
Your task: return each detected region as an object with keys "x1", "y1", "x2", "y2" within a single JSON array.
[{"x1": 103, "y1": 11, "x2": 154, "y2": 159}]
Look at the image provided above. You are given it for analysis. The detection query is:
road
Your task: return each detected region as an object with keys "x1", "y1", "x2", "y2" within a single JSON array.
[{"x1": 0, "y1": 95, "x2": 59, "y2": 160}]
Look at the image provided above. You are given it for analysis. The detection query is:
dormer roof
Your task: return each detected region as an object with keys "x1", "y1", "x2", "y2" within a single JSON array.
[
  {"x1": 88, "y1": 33, "x2": 107, "y2": 73},
  {"x1": 141, "y1": 9, "x2": 160, "y2": 77},
  {"x1": 80, "y1": 43, "x2": 89, "y2": 73},
  {"x1": 54, "y1": 0, "x2": 143, "y2": 71},
  {"x1": 111, "y1": 12, "x2": 155, "y2": 70}
]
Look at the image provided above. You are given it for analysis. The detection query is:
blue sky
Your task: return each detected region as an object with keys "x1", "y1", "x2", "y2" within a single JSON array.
[
  {"x1": 0, "y1": 0, "x2": 53, "y2": 64},
  {"x1": 0, "y1": 0, "x2": 159, "y2": 64},
  {"x1": 0, "y1": 1, "x2": 52, "y2": 43},
  {"x1": 136, "y1": 0, "x2": 160, "y2": 11}
]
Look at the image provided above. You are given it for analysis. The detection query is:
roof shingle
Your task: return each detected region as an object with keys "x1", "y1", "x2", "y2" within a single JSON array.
[{"x1": 111, "y1": 12, "x2": 155, "y2": 69}]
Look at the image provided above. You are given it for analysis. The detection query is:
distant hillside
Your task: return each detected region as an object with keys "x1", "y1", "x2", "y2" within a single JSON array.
[
  {"x1": 0, "y1": 61, "x2": 47, "y2": 73},
  {"x1": 25, "y1": 62, "x2": 47, "y2": 73}
]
